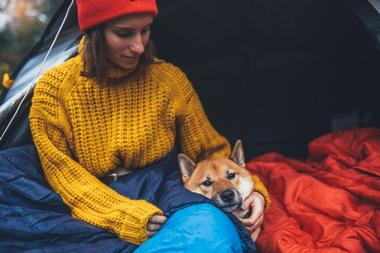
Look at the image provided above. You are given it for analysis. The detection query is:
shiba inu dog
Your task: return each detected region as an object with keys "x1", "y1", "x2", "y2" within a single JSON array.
[{"x1": 178, "y1": 140, "x2": 254, "y2": 216}]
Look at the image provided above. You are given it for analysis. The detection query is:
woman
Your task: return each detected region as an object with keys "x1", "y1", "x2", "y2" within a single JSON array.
[{"x1": 29, "y1": 0, "x2": 269, "y2": 251}]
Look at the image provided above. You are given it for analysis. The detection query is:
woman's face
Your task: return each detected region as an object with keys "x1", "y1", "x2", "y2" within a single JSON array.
[{"x1": 103, "y1": 13, "x2": 153, "y2": 71}]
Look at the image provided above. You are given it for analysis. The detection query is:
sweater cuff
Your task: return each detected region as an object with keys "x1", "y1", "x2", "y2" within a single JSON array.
[
  {"x1": 119, "y1": 200, "x2": 163, "y2": 245},
  {"x1": 251, "y1": 175, "x2": 271, "y2": 210}
]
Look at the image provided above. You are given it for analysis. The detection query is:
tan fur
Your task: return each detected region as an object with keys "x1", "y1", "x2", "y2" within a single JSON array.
[
  {"x1": 178, "y1": 140, "x2": 260, "y2": 241},
  {"x1": 183, "y1": 158, "x2": 253, "y2": 200},
  {"x1": 178, "y1": 140, "x2": 254, "y2": 213}
]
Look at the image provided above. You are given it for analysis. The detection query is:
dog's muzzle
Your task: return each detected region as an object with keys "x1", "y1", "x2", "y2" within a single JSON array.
[
  {"x1": 220, "y1": 189, "x2": 236, "y2": 203},
  {"x1": 212, "y1": 188, "x2": 242, "y2": 212}
]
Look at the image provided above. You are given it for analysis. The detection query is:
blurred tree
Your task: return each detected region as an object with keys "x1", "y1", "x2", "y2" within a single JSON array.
[
  {"x1": 0, "y1": 0, "x2": 61, "y2": 94},
  {"x1": 0, "y1": 0, "x2": 10, "y2": 12}
]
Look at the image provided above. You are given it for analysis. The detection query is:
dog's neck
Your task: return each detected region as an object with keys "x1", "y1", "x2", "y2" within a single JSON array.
[{"x1": 238, "y1": 175, "x2": 254, "y2": 200}]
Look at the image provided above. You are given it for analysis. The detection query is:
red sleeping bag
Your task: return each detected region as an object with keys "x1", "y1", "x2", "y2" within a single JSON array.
[{"x1": 247, "y1": 128, "x2": 380, "y2": 253}]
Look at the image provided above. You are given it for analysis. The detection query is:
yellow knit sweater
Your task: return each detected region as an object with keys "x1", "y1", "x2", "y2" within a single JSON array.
[{"x1": 30, "y1": 52, "x2": 269, "y2": 244}]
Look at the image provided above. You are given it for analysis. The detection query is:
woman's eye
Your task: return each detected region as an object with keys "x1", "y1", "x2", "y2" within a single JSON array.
[
  {"x1": 115, "y1": 31, "x2": 134, "y2": 38},
  {"x1": 142, "y1": 27, "x2": 150, "y2": 34},
  {"x1": 202, "y1": 180, "x2": 213, "y2": 187},
  {"x1": 227, "y1": 172, "x2": 236, "y2": 180}
]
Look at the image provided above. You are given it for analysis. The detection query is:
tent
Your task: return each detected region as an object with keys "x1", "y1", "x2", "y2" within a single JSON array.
[
  {"x1": 1, "y1": 0, "x2": 380, "y2": 155},
  {"x1": 0, "y1": 0, "x2": 380, "y2": 252}
]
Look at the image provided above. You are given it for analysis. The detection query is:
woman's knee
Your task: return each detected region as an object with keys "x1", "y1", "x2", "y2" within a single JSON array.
[{"x1": 135, "y1": 203, "x2": 245, "y2": 253}]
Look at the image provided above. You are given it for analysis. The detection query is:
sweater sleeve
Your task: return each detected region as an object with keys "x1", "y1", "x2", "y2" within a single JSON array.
[
  {"x1": 172, "y1": 68, "x2": 230, "y2": 162},
  {"x1": 252, "y1": 175, "x2": 271, "y2": 210},
  {"x1": 29, "y1": 70, "x2": 162, "y2": 245},
  {"x1": 172, "y1": 67, "x2": 271, "y2": 208}
]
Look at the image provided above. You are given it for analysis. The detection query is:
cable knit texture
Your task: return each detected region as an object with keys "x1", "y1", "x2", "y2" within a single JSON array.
[
  {"x1": 29, "y1": 48, "x2": 270, "y2": 244},
  {"x1": 252, "y1": 175, "x2": 271, "y2": 210}
]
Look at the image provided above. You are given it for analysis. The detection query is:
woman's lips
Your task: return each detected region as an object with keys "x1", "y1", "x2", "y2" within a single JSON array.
[{"x1": 122, "y1": 55, "x2": 139, "y2": 60}]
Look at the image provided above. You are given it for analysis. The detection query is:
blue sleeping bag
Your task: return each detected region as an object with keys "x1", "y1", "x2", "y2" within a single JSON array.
[{"x1": 0, "y1": 145, "x2": 255, "y2": 253}]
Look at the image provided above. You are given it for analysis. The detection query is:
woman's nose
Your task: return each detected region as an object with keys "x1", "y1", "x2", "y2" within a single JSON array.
[{"x1": 130, "y1": 35, "x2": 145, "y2": 54}]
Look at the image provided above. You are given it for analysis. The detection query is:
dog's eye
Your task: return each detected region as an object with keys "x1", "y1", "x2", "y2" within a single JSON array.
[
  {"x1": 227, "y1": 172, "x2": 236, "y2": 180},
  {"x1": 202, "y1": 180, "x2": 213, "y2": 187}
]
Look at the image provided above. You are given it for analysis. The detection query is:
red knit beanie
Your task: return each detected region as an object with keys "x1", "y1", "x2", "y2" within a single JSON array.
[{"x1": 76, "y1": 0, "x2": 158, "y2": 31}]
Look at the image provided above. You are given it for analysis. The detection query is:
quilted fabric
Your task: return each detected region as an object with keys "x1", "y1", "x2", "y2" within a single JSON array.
[{"x1": 248, "y1": 128, "x2": 380, "y2": 253}]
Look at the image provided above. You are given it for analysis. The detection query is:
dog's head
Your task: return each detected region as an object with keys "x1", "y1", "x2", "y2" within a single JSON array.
[{"x1": 178, "y1": 140, "x2": 254, "y2": 212}]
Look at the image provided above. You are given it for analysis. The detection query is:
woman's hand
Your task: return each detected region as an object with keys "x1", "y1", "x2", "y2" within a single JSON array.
[
  {"x1": 234, "y1": 191, "x2": 265, "y2": 241},
  {"x1": 146, "y1": 214, "x2": 167, "y2": 238}
]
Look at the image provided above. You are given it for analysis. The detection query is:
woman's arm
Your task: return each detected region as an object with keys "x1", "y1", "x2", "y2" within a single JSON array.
[
  {"x1": 29, "y1": 70, "x2": 162, "y2": 245},
  {"x1": 172, "y1": 66, "x2": 270, "y2": 223},
  {"x1": 172, "y1": 67, "x2": 230, "y2": 162}
]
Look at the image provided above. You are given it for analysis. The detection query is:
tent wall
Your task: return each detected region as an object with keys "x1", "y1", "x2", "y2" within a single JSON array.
[
  {"x1": 0, "y1": 0, "x2": 81, "y2": 149},
  {"x1": 151, "y1": 0, "x2": 380, "y2": 157}
]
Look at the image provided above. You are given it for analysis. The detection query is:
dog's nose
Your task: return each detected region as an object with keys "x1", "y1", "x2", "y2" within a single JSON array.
[{"x1": 220, "y1": 189, "x2": 235, "y2": 203}]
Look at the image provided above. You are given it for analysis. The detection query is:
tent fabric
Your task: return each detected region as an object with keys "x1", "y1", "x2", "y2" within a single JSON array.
[
  {"x1": 0, "y1": 145, "x2": 255, "y2": 253},
  {"x1": 0, "y1": 0, "x2": 81, "y2": 149},
  {"x1": 247, "y1": 128, "x2": 380, "y2": 253},
  {"x1": 152, "y1": 0, "x2": 380, "y2": 158}
]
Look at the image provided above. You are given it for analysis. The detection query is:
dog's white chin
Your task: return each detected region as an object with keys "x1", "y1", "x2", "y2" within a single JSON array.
[{"x1": 238, "y1": 177, "x2": 254, "y2": 200}]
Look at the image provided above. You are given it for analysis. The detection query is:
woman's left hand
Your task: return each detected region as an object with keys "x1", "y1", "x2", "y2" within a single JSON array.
[{"x1": 234, "y1": 191, "x2": 265, "y2": 241}]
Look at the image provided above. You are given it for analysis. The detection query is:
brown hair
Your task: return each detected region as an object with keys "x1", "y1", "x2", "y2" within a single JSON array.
[{"x1": 80, "y1": 26, "x2": 156, "y2": 84}]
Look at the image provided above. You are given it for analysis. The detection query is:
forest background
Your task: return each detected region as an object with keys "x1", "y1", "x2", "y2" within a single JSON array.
[{"x1": 0, "y1": 0, "x2": 61, "y2": 94}]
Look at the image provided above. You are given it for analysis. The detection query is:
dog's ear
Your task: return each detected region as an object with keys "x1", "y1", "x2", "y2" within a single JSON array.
[
  {"x1": 231, "y1": 140, "x2": 246, "y2": 168},
  {"x1": 178, "y1": 154, "x2": 196, "y2": 181}
]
